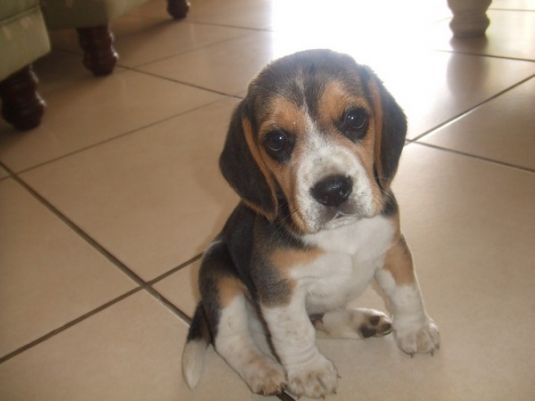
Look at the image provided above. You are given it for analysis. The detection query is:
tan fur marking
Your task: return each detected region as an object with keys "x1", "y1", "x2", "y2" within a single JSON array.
[
  {"x1": 218, "y1": 276, "x2": 247, "y2": 307},
  {"x1": 259, "y1": 97, "x2": 307, "y2": 139},
  {"x1": 335, "y1": 130, "x2": 383, "y2": 213},
  {"x1": 258, "y1": 97, "x2": 310, "y2": 233},
  {"x1": 318, "y1": 79, "x2": 384, "y2": 214},
  {"x1": 317, "y1": 80, "x2": 369, "y2": 129},
  {"x1": 383, "y1": 235, "x2": 415, "y2": 285},
  {"x1": 270, "y1": 247, "x2": 323, "y2": 270},
  {"x1": 242, "y1": 117, "x2": 278, "y2": 221},
  {"x1": 367, "y1": 79, "x2": 386, "y2": 185}
]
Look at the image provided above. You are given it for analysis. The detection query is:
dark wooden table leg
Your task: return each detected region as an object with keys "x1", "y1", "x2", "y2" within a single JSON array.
[
  {"x1": 167, "y1": 0, "x2": 190, "y2": 20},
  {"x1": 76, "y1": 25, "x2": 118, "y2": 76},
  {"x1": 0, "y1": 66, "x2": 45, "y2": 131}
]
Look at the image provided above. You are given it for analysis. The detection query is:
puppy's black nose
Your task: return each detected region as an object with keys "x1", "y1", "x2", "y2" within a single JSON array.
[{"x1": 311, "y1": 175, "x2": 353, "y2": 207}]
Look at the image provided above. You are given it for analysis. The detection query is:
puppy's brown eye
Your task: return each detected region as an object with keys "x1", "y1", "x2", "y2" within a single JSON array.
[
  {"x1": 264, "y1": 130, "x2": 287, "y2": 152},
  {"x1": 339, "y1": 108, "x2": 369, "y2": 141},
  {"x1": 263, "y1": 130, "x2": 295, "y2": 163}
]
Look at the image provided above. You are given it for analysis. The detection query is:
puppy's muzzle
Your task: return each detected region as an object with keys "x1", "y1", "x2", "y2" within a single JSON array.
[{"x1": 310, "y1": 175, "x2": 353, "y2": 208}]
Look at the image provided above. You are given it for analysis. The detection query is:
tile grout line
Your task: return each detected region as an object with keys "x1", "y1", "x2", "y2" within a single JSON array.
[
  {"x1": 50, "y1": 18, "x2": 264, "y2": 59},
  {"x1": 128, "y1": 29, "x2": 256, "y2": 69},
  {"x1": 123, "y1": 10, "x2": 273, "y2": 33},
  {"x1": 488, "y1": 7, "x2": 535, "y2": 12},
  {"x1": 55, "y1": 21, "x2": 535, "y2": 65},
  {"x1": 13, "y1": 97, "x2": 229, "y2": 176},
  {"x1": 0, "y1": 166, "x2": 197, "y2": 353},
  {"x1": 148, "y1": 253, "x2": 203, "y2": 285},
  {"x1": 126, "y1": 46, "x2": 535, "y2": 99},
  {"x1": 408, "y1": 73, "x2": 535, "y2": 143},
  {"x1": 0, "y1": 287, "x2": 142, "y2": 364},
  {"x1": 410, "y1": 141, "x2": 535, "y2": 174},
  {"x1": 143, "y1": 285, "x2": 192, "y2": 324},
  {"x1": 127, "y1": 65, "x2": 244, "y2": 98},
  {"x1": 50, "y1": 20, "x2": 269, "y2": 68},
  {"x1": 185, "y1": 17, "x2": 273, "y2": 32},
  {"x1": 434, "y1": 48, "x2": 535, "y2": 63}
]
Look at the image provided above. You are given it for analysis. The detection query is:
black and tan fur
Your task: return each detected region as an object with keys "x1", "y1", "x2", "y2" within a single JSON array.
[{"x1": 182, "y1": 50, "x2": 439, "y2": 399}]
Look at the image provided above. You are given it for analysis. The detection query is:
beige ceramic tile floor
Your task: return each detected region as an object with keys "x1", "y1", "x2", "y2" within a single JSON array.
[{"x1": 1, "y1": 1, "x2": 534, "y2": 400}]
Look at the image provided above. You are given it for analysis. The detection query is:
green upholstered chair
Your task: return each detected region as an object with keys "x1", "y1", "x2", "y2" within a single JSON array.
[
  {"x1": 0, "y1": 1, "x2": 51, "y2": 130},
  {"x1": 41, "y1": 0, "x2": 190, "y2": 76}
]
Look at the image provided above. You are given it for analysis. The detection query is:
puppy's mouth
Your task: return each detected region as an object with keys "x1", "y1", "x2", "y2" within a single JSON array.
[
  {"x1": 322, "y1": 208, "x2": 360, "y2": 230},
  {"x1": 334, "y1": 210, "x2": 349, "y2": 220},
  {"x1": 302, "y1": 199, "x2": 363, "y2": 232}
]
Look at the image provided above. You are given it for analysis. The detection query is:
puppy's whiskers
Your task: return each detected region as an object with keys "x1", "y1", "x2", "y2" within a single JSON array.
[{"x1": 279, "y1": 206, "x2": 299, "y2": 224}]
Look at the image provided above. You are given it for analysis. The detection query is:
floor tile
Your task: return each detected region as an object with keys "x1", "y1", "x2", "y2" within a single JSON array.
[
  {"x1": 141, "y1": 33, "x2": 535, "y2": 137},
  {"x1": 185, "y1": 0, "x2": 275, "y2": 30},
  {"x1": 33, "y1": 50, "x2": 127, "y2": 96},
  {"x1": 0, "y1": 290, "x2": 274, "y2": 401},
  {"x1": 0, "y1": 70, "x2": 221, "y2": 172},
  {"x1": 491, "y1": 0, "x2": 535, "y2": 10},
  {"x1": 420, "y1": 77, "x2": 535, "y2": 170},
  {"x1": 49, "y1": 16, "x2": 249, "y2": 67},
  {"x1": 186, "y1": 0, "x2": 450, "y2": 31},
  {"x1": 114, "y1": 19, "x2": 249, "y2": 67},
  {"x1": 431, "y1": 9, "x2": 535, "y2": 60},
  {"x1": 153, "y1": 261, "x2": 201, "y2": 317},
  {"x1": 0, "y1": 179, "x2": 136, "y2": 357},
  {"x1": 20, "y1": 98, "x2": 240, "y2": 281},
  {"x1": 298, "y1": 143, "x2": 535, "y2": 400},
  {"x1": 140, "y1": 32, "x2": 274, "y2": 95},
  {"x1": 354, "y1": 52, "x2": 535, "y2": 139},
  {"x1": 268, "y1": 0, "x2": 451, "y2": 37}
]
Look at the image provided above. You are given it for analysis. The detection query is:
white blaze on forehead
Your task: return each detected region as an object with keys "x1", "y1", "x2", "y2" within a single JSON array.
[{"x1": 295, "y1": 114, "x2": 375, "y2": 232}]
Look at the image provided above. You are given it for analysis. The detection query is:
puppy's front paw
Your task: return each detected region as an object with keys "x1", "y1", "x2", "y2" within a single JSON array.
[
  {"x1": 243, "y1": 357, "x2": 286, "y2": 396},
  {"x1": 287, "y1": 354, "x2": 338, "y2": 399},
  {"x1": 394, "y1": 318, "x2": 440, "y2": 356}
]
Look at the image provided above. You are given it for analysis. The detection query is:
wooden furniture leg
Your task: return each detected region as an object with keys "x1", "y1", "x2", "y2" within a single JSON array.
[
  {"x1": 0, "y1": 66, "x2": 45, "y2": 131},
  {"x1": 447, "y1": 0, "x2": 492, "y2": 38},
  {"x1": 167, "y1": 0, "x2": 190, "y2": 20},
  {"x1": 76, "y1": 25, "x2": 118, "y2": 76}
]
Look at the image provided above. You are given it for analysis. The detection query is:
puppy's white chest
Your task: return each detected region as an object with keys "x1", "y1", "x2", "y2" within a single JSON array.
[
  {"x1": 293, "y1": 216, "x2": 394, "y2": 313},
  {"x1": 303, "y1": 215, "x2": 394, "y2": 256}
]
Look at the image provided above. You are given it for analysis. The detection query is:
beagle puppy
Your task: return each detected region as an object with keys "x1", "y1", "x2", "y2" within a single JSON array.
[{"x1": 182, "y1": 49, "x2": 439, "y2": 399}]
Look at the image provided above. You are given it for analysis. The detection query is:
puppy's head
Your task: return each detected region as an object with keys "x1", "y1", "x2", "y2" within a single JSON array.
[{"x1": 220, "y1": 49, "x2": 406, "y2": 234}]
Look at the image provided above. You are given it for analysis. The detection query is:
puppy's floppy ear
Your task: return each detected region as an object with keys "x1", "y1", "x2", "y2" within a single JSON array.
[
  {"x1": 365, "y1": 68, "x2": 407, "y2": 189},
  {"x1": 219, "y1": 100, "x2": 278, "y2": 220}
]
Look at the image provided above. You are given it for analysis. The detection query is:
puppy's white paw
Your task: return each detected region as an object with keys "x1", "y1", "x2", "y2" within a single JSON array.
[
  {"x1": 312, "y1": 308, "x2": 392, "y2": 339},
  {"x1": 287, "y1": 354, "x2": 338, "y2": 399},
  {"x1": 394, "y1": 318, "x2": 440, "y2": 356},
  {"x1": 243, "y1": 357, "x2": 286, "y2": 396}
]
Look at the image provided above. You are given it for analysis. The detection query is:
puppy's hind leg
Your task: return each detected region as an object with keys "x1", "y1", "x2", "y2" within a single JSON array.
[
  {"x1": 312, "y1": 308, "x2": 392, "y2": 339},
  {"x1": 200, "y1": 242, "x2": 286, "y2": 396}
]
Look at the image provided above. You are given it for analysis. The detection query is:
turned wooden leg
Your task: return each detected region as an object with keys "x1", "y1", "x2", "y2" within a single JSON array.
[
  {"x1": 76, "y1": 25, "x2": 118, "y2": 76},
  {"x1": 167, "y1": 0, "x2": 190, "y2": 20},
  {"x1": 447, "y1": 0, "x2": 492, "y2": 38},
  {"x1": 0, "y1": 66, "x2": 45, "y2": 131}
]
